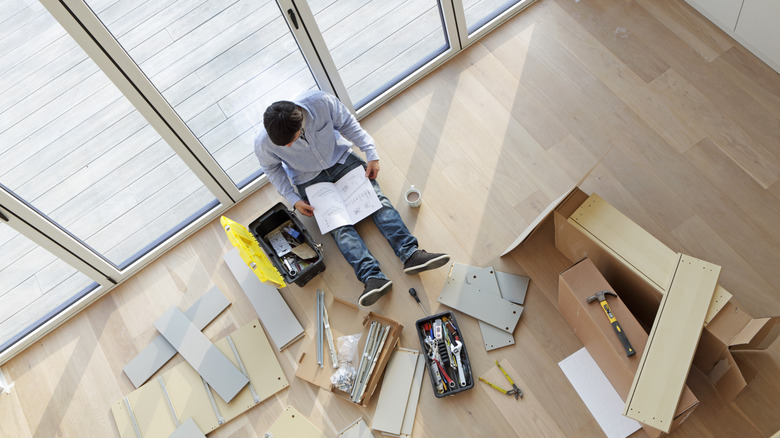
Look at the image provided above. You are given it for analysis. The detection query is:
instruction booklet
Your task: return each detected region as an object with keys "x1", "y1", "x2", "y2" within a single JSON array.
[{"x1": 305, "y1": 166, "x2": 382, "y2": 234}]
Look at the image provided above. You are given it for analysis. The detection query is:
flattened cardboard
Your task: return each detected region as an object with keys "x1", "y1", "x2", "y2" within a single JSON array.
[
  {"x1": 295, "y1": 292, "x2": 402, "y2": 406},
  {"x1": 123, "y1": 286, "x2": 231, "y2": 388},
  {"x1": 558, "y1": 258, "x2": 698, "y2": 437},
  {"x1": 624, "y1": 255, "x2": 720, "y2": 432}
]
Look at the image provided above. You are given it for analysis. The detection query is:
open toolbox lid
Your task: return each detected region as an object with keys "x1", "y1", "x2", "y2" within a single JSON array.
[{"x1": 221, "y1": 216, "x2": 286, "y2": 288}]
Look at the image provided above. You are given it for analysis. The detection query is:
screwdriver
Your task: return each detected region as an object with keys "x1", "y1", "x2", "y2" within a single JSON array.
[{"x1": 408, "y1": 288, "x2": 429, "y2": 316}]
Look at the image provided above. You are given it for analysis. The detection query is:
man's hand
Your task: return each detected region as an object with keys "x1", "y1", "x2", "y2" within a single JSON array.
[
  {"x1": 294, "y1": 200, "x2": 315, "y2": 217},
  {"x1": 365, "y1": 160, "x2": 380, "y2": 179}
]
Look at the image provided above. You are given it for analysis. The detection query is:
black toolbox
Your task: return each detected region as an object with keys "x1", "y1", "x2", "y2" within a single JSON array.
[
  {"x1": 248, "y1": 202, "x2": 325, "y2": 287},
  {"x1": 415, "y1": 311, "x2": 474, "y2": 397}
]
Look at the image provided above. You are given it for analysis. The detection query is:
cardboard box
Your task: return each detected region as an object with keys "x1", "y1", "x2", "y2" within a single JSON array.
[
  {"x1": 553, "y1": 188, "x2": 780, "y2": 401},
  {"x1": 295, "y1": 294, "x2": 402, "y2": 406},
  {"x1": 559, "y1": 258, "x2": 699, "y2": 436}
]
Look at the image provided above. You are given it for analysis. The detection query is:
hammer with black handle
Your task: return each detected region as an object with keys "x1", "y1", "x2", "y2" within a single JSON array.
[{"x1": 586, "y1": 290, "x2": 636, "y2": 357}]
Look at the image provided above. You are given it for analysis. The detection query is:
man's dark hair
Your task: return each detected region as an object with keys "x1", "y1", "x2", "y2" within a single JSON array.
[{"x1": 264, "y1": 101, "x2": 303, "y2": 146}]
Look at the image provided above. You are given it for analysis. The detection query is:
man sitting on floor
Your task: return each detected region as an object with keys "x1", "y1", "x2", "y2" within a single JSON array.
[{"x1": 255, "y1": 90, "x2": 450, "y2": 306}]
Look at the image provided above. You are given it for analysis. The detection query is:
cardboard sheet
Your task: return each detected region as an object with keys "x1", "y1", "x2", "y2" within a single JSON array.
[
  {"x1": 169, "y1": 418, "x2": 206, "y2": 438},
  {"x1": 295, "y1": 292, "x2": 401, "y2": 406},
  {"x1": 559, "y1": 348, "x2": 641, "y2": 438}
]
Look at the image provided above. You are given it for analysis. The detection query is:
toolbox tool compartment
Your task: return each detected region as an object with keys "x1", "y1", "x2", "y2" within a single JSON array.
[
  {"x1": 246, "y1": 202, "x2": 325, "y2": 287},
  {"x1": 415, "y1": 311, "x2": 474, "y2": 397}
]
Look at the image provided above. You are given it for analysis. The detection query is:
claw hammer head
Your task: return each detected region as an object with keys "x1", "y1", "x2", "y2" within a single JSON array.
[{"x1": 585, "y1": 290, "x2": 617, "y2": 303}]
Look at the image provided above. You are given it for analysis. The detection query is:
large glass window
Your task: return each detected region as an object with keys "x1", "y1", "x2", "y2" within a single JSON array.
[
  {"x1": 1, "y1": 2, "x2": 218, "y2": 269},
  {"x1": 464, "y1": 0, "x2": 530, "y2": 34},
  {"x1": 310, "y1": 0, "x2": 449, "y2": 108},
  {"x1": 85, "y1": 0, "x2": 320, "y2": 189},
  {"x1": 0, "y1": 223, "x2": 98, "y2": 352}
]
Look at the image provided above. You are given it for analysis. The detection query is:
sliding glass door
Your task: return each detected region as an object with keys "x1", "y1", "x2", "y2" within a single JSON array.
[{"x1": 83, "y1": 0, "x2": 320, "y2": 189}]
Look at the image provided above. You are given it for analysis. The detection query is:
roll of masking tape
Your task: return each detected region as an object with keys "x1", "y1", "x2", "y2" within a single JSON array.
[{"x1": 405, "y1": 185, "x2": 422, "y2": 208}]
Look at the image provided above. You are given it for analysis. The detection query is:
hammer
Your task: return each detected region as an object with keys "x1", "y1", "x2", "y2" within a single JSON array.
[{"x1": 586, "y1": 291, "x2": 636, "y2": 357}]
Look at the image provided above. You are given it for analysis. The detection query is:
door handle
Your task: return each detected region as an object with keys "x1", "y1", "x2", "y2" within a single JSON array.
[
  {"x1": 287, "y1": 9, "x2": 299, "y2": 29},
  {"x1": 0, "y1": 210, "x2": 7, "y2": 222}
]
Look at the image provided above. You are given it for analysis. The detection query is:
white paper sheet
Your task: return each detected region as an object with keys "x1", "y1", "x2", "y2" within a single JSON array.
[{"x1": 558, "y1": 348, "x2": 641, "y2": 438}]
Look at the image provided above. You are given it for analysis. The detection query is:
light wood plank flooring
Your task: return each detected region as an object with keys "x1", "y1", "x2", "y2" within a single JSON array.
[{"x1": 1, "y1": 0, "x2": 779, "y2": 437}]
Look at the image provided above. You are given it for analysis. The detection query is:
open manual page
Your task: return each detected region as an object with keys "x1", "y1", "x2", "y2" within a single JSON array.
[{"x1": 305, "y1": 166, "x2": 382, "y2": 234}]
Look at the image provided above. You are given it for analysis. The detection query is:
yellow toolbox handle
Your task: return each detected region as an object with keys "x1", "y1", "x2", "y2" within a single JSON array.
[{"x1": 221, "y1": 216, "x2": 286, "y2": 288}]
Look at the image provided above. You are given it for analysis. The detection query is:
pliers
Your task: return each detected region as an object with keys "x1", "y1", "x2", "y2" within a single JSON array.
[{"x1": 479, "y1": 360, "x2": 523, "y2": 399}]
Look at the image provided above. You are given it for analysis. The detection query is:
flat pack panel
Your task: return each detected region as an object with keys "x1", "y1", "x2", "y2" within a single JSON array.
[
  {"x1": 163, "y1": 363, "x2": 219, "y2": 434},
  {"x1": 371, "y1": 348, "x2": 419, "y2": 435},
  {"x1": 169, "y1": 418, "x2": 206, "y2": 438},
  {"x1": 559, "y1": 347, "x2": 641, "y2": 438},
  {"x1": 211, "y1": 320, "x2": 290, "y2": 419},
  {"x1": 154, "y1": 307, "x2": 248, "y2": 403},
  {"x1": 123, "y1": 286, "x2": 231, "y2": 388},
  {"x1": 438, "y1": 263, "x2": 522, "y2": 333},
  {"x1": 224, "y1": 248, "x2": 304, "y2": 351},
  {"x1": 266, "y1": 405, "x2": 327, "y2": 438},
  {"x1": 567, "y1": 194, "x2": 731, "y2": 325},
  {"x1": 494, "y1": 271, "x2": 530, "y2": 305},
  {"x1": 623, "y1": 255, "x2": 720, "y2": 432},
  {"x1": 110, "y1": 379, "x2": 177, "y2": 438},
  {"x1": 112, "y1": 319, "x2": 289, "y2": 437},
  {"x1": 400, "y1": 352, "x2": 426, "y2": 437},
  {"x1": 464, "y1": 265, "x2": 518, "y2": 350},
  {"x1": 569, "y1": 194, "x2": 679, "y2": 291},
  {"x1": 338, "y1": 418, "x2": 372, "y2": 438}
]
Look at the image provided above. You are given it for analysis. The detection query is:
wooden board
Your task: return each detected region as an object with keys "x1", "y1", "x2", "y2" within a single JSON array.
[
  {"x1": 437, "y1": 263, "x2": 523, "y2": 334},
  {"x1": 338, "y1": 418, "x2": 372, "y2": 438},
  {"x1": 153, "y1": 307, "x2": 248, "y2": 403},
  {"x1": 568, "y1": 193, "x2": 732, "y2": 324},
  {"x1": 111, "y1": 319, "x2": 289, "y2": 437},
  {"x1": 623, "y1": 254, "x2": 720, "y2": 432},
  {"x1": 371, "y1": 348, "x2": 419, "y2": 435},
  {"x1": 453, "y1": 263, "x2": 517, "y2": 351},
  {"x1": 224, "y1": 248, "x2": 304, "y2": 351},
  {"x1": 266, "y1": 405, "x2": 327, "y2": 438},
  {"x1": 169, "y1": 418, "x2": 206, "y2": 438},
  {"x1": 123, "y1": 286, "x2": 231, "y2": 388},
  {"x1": 400, "y1": 352, "x2": 426, "y2": 437}
]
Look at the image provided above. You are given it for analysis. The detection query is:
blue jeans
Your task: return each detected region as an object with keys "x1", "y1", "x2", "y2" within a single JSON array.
[{"x1": 297, "y1": 153, "x2": 418, "y2": 284}]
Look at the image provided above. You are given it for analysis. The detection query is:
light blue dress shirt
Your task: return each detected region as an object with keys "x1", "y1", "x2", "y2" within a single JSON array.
[{"x1": 255, "y1": 90, "x2": 379, "y2": 207}]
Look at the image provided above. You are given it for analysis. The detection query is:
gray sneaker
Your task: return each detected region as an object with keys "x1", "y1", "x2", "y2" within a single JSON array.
[
  {"x1": 359, "y1": 278, "x2": 393, "y2": 306},
  {"x1": 403, "y1": 250, "x2": 451, "y2": 275}
]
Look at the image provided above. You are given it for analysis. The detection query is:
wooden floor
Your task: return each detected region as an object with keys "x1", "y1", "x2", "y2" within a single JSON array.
[{"x1": 1, "y1": 0, "x2": 779, "y2": 437}]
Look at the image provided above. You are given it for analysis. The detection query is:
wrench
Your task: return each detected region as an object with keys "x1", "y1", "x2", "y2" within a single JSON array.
[
  {"x1": 450, "y1": 339, "x2": 467, "y2": 387},
  {"x1": 425, "y1": 338, "x2": 445, "y2": 393}
]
